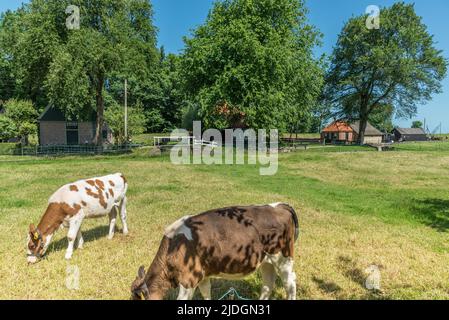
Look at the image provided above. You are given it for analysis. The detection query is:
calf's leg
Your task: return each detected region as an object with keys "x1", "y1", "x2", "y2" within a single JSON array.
[
  {"x1": 277, "y1": 256, "x2": 297, "y2": 300},
  {"x1": 66, "y1": 213, "x2": 84, "y2": 260},
  {"x1": 118, "y1": 196, "x2": 129, "y2": 235},
  {"x1": 108, "y1": 207, "x2": 117, "y2": 240},
  {"x1": 259, "y1": 262, "x2": 276, "y2": 300},
  {"x1": 76, "y1": 230, "x2": 84, "y2": 249},
  {"x1": 198, "y1": 278, "x2": 211, "y2": 300},
  {"x1": 177, "y1": 285, "x2": 196, "y2": 300}
]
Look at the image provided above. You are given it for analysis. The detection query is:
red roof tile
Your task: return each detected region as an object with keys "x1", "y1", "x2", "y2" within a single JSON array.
[{"x1": 322, "y1": 121, "x2": 354, "y2": 133}]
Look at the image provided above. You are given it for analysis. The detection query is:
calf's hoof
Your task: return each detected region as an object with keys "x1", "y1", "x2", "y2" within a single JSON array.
[{"x1": 65, "y1": 253, "x2": 73, "y2": 260}]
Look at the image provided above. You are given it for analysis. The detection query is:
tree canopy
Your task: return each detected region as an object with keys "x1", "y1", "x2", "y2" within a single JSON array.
[
  {"x1": 412, "y1": 121, "x2": 423, "y2": 129},
  {"x1": 0, "y1": 0, "x2": 160, "y2": 145},
  {"x1": 180, "y1": 0, "x2": 324, "y2": 132},
  {"x1": 324, "y1": 2, "x2": 447, "y2": 143}
]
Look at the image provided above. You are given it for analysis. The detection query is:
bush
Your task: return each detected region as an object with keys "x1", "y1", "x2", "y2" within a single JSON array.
[
  {"x1": 0, "y1": 143, "x2": 18, "y2": 155},
  {"x1": 105, "y1": 101, "x2": 147, "y2": 145},
  {"x1": 0, "y1": 115, "x2": 17, "y2": 142},
  {"x1": 3, "y1": 99, "x2": 38, "y2": 145}
]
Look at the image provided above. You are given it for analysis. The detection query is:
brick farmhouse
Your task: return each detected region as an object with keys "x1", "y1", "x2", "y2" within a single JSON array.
[
  {"x1": 38, "y1": 105, "x2": 112, "y2": 146},
  {"x1": 321, "y1": 120, "x2": 383, "y2": 145}
]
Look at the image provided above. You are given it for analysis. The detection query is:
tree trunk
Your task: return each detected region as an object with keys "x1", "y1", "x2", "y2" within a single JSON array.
[
  {"x1": 357, "y1": 95, "x2": 370, "y2": 145},
  {"x1": 359, "y1": 117, "x2": 368, "y2": 145},
  {"x1": 358, "y1": 114, "x2": 369, "y2": 145},
  {"x1": 93, "y1": 76, "x2": 105, "y2": 146}
]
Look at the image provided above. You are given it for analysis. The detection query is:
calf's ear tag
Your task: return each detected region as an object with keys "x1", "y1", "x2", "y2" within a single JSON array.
[
  {"x1": 34, "y1": 232, "x2": 39, "y2": 240},
  {"x1": 140, "y1": 292, "x2": 145, "y2": 300}
]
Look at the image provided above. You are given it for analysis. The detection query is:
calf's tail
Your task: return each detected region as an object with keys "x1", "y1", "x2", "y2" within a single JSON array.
[{"x1": 280, "y1": 203, "x2": 299, "y2": 241}]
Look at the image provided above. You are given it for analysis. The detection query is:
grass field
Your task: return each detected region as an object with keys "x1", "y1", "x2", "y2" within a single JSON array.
[{"x1": 0, "y1": 142, "x2": 448, "y2": 300}]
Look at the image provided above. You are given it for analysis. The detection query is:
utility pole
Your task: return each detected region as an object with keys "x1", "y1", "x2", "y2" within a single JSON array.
[{"x1": 124, "y1": 79, "x2": 128, "y2": 143}]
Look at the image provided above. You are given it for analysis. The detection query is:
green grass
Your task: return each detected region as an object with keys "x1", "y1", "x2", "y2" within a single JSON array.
[
  {"x1": 395, "y1": 141, "x2": 449, "y2": 152},
  {"x1": 132, "y1": 133, "x2": 168, "y2": 146},
  {"x1": 1, "y1": 143, "x2": 449, "y2": 300}
]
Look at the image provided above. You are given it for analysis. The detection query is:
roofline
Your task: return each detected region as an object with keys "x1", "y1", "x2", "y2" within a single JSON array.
[{"x1": 38, "y1": 104, "x2": 52, "y2": 121}]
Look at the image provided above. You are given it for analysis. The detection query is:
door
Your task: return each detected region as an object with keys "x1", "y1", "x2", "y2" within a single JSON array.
[{"x1": 66, "y1": 122, "x2": 79, "y2": 145}]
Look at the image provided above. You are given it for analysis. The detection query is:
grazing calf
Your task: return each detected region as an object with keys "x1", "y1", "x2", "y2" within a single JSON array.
[
  {"x1": 27, "y1": 173, "x2": 128, "y2": 263},
  {"x1": 131, "y1": 203, "x2": 299, "y2": 300}
]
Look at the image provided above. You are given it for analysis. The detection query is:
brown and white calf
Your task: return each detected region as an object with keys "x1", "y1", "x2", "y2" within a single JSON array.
[
  {"x1": 27, "y1": 173, "x2": 128, "y2": 263},
  {"x1": 130, "y1": 203, "x2": 299, "y2": 300}
]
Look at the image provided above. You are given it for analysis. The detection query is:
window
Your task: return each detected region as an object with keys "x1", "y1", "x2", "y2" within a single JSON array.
[{"x1": 66, "y1": 122, "x2": 78, "y2": 130}]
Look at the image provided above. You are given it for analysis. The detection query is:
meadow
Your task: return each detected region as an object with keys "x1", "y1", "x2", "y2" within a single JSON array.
[{"x1": 0, "y1": 142, "x2": 448, "y2": 300}]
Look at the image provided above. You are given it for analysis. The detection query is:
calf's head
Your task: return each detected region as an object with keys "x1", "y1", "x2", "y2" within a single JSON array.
[
  {"x1": 130, "y1": 266, "x2": 150, "y2": 300},
  {"x1": 27, "y1": 224, "x2": 46, "y2": 264}
]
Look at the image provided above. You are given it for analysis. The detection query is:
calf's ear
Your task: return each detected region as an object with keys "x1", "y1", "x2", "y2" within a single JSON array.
[
  {"x1": 138, "y1": 266, "x2": 145, "y2": 279},
  {"x1": 29, "y1": 224, "x2": 39, "y2": 240}
]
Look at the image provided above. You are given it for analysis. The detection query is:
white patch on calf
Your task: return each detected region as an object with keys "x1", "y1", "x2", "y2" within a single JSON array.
[
  {"x1": 27, "y1": 256, "x2": 38, "y2": 264},
  {"x1": 42, "y1": 234, "x2": 53, "y2": 255},
  {"x1": 265, "y1": 253, "x2": 297, "y2": 300},
  {"x1": 177, "y1": 284, "x2": 195, "y2": 300},
  {"x1": 269, "y1": 202, "x2": 282, "y2": 208},
  {"x1": 164, "y1": 216, "x2": 193, "y2": 241}
]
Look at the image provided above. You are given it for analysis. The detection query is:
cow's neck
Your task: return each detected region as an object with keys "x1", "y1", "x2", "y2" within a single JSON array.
[
  {"x1": 37, "y1": 203, "x2": 65, "y2": 239},
  {"x1": 145, "y1": 237, "x2": 172, "y2": 300}
]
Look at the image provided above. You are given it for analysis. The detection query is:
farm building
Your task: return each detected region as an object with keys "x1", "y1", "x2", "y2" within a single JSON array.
[
  {"x1": 393, "y1": 128, "x2": 428, "y2": 142},
  {"x1": 321, "y1": 120, "x2": 383, "y2": 145},
  {"x1": 38, "y1": 105, "x2": 112, "y2": 146}
]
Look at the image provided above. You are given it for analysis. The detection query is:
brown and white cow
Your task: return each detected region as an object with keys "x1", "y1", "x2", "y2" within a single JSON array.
[
  {"x1": 130, "y1": 203, "x2": 299, "y2": 300},
  {"x1": 27, "y1": 173, "x2": 128, "y2": 263}
]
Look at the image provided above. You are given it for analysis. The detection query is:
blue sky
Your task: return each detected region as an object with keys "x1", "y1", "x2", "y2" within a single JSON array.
[{"x1": 1, "y1": 0, "x2": 448, "y2": 131}]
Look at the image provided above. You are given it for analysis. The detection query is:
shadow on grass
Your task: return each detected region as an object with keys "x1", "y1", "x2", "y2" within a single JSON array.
[
  {"x1": 312, "y1": 277, "x2": 342, "y2": 295},
  {"x1": 410, "y1": 198, "x2": 449, "y2": 232},
  {"x1": 337, "y1": 256, "x2": 386, "y2": 300},
  {"x1": 47, "y1": 225, "x2": 111, "y2": 254}
]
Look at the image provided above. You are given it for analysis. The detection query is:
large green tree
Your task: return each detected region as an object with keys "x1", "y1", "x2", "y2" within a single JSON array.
[
  {"x1": 181, "y1": 0, "x2": 323, "y2": 132},
  {"x1": 325, "y1": 2, "x2": 447, "y2": 144},
  {"x1": 1, "y1": 0, "x2": 159, "y2": 145},
  {"x1": 115, "y1": 49, "x2": 183, "y2": 132}
]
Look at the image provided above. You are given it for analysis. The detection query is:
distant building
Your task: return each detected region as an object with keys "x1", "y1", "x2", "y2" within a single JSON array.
[
  {"x1": 393, "y1": 128, "x2": 428, "y2": 142},
  {"x1": 321, "y1": 120, "x2": 383, "y2": 145},
  {"x1": 38, "y1": 105, "x2": 112, "y2": 146}
]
